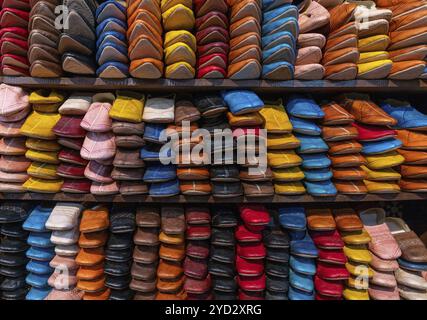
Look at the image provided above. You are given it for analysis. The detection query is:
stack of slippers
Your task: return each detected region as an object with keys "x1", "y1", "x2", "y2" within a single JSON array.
[
  {"x1": 385, "y1": 216, "x2": 427, "y2": 300},
  {"x1": 141, "y1": 94, "x2": 178, "y2": 198},
  {"x1": 53, "y1": 93, "x2": 91, "y2": 194},
  {"x1": 44, "y1": 203, "x2": 83, "y2": 300},
  {"x1": 131, "y1": 207, "x2": 160, "y2": 300},
  {"x1": 109, "y1": 91, "x2": 146, "y2": 196},
  {"x1": 236, "y1": 205, "x2": 269, "y2": 300},
  {"x1": 0, "y1": 203, "x2": 32, "y2": 300},
  {"x1": 263, "y1": 212, "x2": 290, "y2": 300},
  {"x1": 209, "y1": 207, "x2": 238, "y2": 300},
  {"x1": 80, "y1": 93, "x2": 118, "y2": 196},
  {"x1": 191, "y1": 93, "x2": 233, "y2": 198},
  {"x1": 76, "y1": 206, "x2": 110, "y2": 300},
  {"x1": 95, "y1": 0, "x2": 129, "y2": 78},
  {"x1": 104, "y1": 205, "x2": 135, "y2": 300},
  {"x1": 320, "y1": 100, "x2": 368, "y2": 195},
  {"x1": 278, "y1": 206, "x2": 317, "y2": 300},
  {"x1": 356, "y1": 208, "x2": 400, "y2": 300},
  {"x1": 295, "y1": 0, "x2": 329, "y2": 80},
  {"x1": 312, "y1": 208, "x2": 355, "y2": 300},
  {"x1": 173, "y1": 95, "x2": 208, "y2": 197},
  {"x1": 161, "y1": 0, "x2": 196, "y2": 79},
  {"x1": 348, "y1": 1, "x2": 393, "y2": 79},
  {"x1": 227, "y1": 0, "x2": 262, "y2": 80},
  {"x1": 0, "y1": 84, "x2": 31, "y2": 193},
  {"x1": 184, "y1": 207, "x2": 212, "y2": 300},
  {"x1": 308, "y1": 209, "x2": 348, "y2": 300},
  {"x1": 262, "y1": 98, "x2": 303, "y2": 196},
  {"x1": 380, "y1": 99, "x2": 427, "y2": 192},
  {"x1": 127, "y1": 0, "x2": 164, "y2": 79},
  {"x1": 323, "y1": 2, "x2": 358, "y2": 80},
  {"x1": 222, "y1": 90, "x2": 271, "y2": 198},
  {"x1": 22, "y1": 205, "x2": 54, "y2": 300},
  {"x1": 261, "y1": 1, "x2": 297, "y2": 80},
  {"x1": 378, "y1": 0, "x2": 427, "y2": 79},
  {"x1": 0, "y1": 0, "x2": 30, "y2": 76},
  {"x1": 195, "y1": 0, "x2": 229, "y2": 78},
  {"x1": 28, "y1": 0, "x2": 62, "y2": 77},
  {"x1": 338, "y1": 93, "x2": 404, "y2": 194},
  {"x1": 20, "y1": 90, "x2": 63, "y2": 194},
  {"x1": 156, "y1": 206, "x2": 186, "y2": 300},
  {"x1": 287, "y1": 95, "x2": 337, "y2": 197},
  {"x1": 60, "y1": 0, "x2": 97, "y2": 76}
]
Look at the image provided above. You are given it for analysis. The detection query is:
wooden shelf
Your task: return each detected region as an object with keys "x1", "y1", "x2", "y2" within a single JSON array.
[
  {"x1": 2, "y1": 77, "x2": 427, "y2": 93},
  {"x1": 1, "y1": 192, "x2": 426, "y2": 203}
]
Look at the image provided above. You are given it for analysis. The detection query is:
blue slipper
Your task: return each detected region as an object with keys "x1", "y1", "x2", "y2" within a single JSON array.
[
  {"x1": 303, "y1": 168, "x2": 333, "y2": 182},
  {"x1": 290, "y1": 116, "x2": 321, "y2": 136},
  {"x1": 96, "y1": 18, "x2": 127, "y2": 38},
  {"x1": 286, "y1": 95, "x2": 324, "y2": 119},
  {"x1": 149, "y1": 179, "x2": 180, "y2": 197},
  {"x1": 143, "y1": 164, "x2": 177, "y2": 183},
  {"x1": 278, "y1": 207, "x2": 306, "y2": 231},
  {"x1": 22, "y1": 206, "x2": 53, "y2": 233},
  {"x1": 296, "y1": 134, "x2": 329, "y2": 154},
  {"x1": 97, "y1": 61, "x2": 129, "y2": 79},
  {"x1": 304, "y1": 180, "x2": 337, "y2": 197},
  {"x1": 26, "y1": 246, "x2": 55, "y2": 262},
  {"x1": 300, "y1": 153, "x2": 331, "y2": 169}
]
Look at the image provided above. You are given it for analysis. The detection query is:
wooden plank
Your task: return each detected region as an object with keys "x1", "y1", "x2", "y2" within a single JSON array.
[
  {"x1": 2, "y1": 77, "x2": 427, "y2": 93},
  {"x1": 0, "y1": 192, "x2": 426, "y2": 203}
]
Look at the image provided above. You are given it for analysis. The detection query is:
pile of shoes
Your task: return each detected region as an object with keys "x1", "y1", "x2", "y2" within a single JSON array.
[
  {"x1": 141, "y1": 94, "x2": 177, "y2": 197},
  {"x1": 0, "y1": 0, "x2": 30, "y2": 76},
  {"x1": 323, "y1": 2, "x2": 358, "y2": 80},
  {"x1": 296, "y1": 1, "x2": 328, "y2": 80},
  {"x1": 192, "y1": 93, "x2": 231, "y2": 198},
  {"x1": 162, "y1": 0, "x2": 196, "y2": 79},
  {"x1": 60, "y1": 0, "x2": 97, "y2": 75},
  {"x1": 28, "y1": 0, "x2": 62, "y2": 77},
  {"x1": 130, "y1": 207, "x2": 159, "y2": 300},
  {"x1": 386, "y1": 216, "x2": 427, "y2": 300},
  {"x1": 110, "y1": 91, "x2": 146, "y2": 196},
  {"x1": 127, "y1": 0, "x2": 164, "y2": 79},
  {"x1": 279, "y1": 206, "x2": 317, "y2": 300},
  {"x1": 44, "y1": 203, "x2": 83, "y2": 300},
  {"x1": 21, "y1": 90, "x2": 63, "y2": 193},
  {"x1": 105, "y1": 205, "x2": 135, "y2": 300},
  {"x1": 378, "y1": 0, "x2": 427, "y2": 79},
  {"x1": 23, "y1": 205, "x2": 54, "y2": 300},
  {"x1": 222, "y1": 90, "x2": 270, "y2": 198},
  {"x1": 157, "y1": 206, "x2": 186, "y2": 300},
  {"x1": 310, "y1": 208, "x2": 349, "y2": 300},
  {"x1": 95, "y1": 0, "x2": 129, "y2": 78},
  {"x1": 184, "y1": 207, "x2": 212, "y2": 299},
  {"x1": 76, "y1": 206, "x2": 109, "y2": 300},
  {"x1": 263, "y1": 211, "x2": 290, "y2": 300},
  {"x1": 352, "y1": 2, "x2": 393, "y2": 79},
  {"x1": 261, "y1": 97, "x2": 302, "y2": 196},
  {"x1": 236, "y1": 205, "x2": 269, "y2": 300},
  {"x1": 0, "y1": 84, "x2": 31, "y2": 193},
  {"x1": 380, "y1": 99, "x2": 427, "y2": 192},
  {"x1": 0, "y1": 203, "x2": 32, "y2": 300},
  {"x1": 358, "y1": 208, "x2": 400, "y2": 300},
  {"x1": 227, "y1": 0, "x2": 262, "y2": 79},
  {"x1": 340, "y1": 93, "x2": 404, "y2": 194},
  {"x1": 210, "y1": 207, "x2": 238, "y2": 300},
  {"x1": 261, "y1": 1, "x2": 298, "y2": 80},
  {"x1": 287, "y1": 95, "x2": 336, "y2": 196},
  {"x1": 195, "y1": 0, "x2": 228, "y2": 78},
  {"x1": 174, "y1": 95, "x2": 209, "y2": 196},
  {"x1": 80, "y1": 93, "x2": 117, "y2": 196},
  {"x1": 321, "y1": 100, "x2": 367, "y2": 195},
  {"x1": 54, "y1": 93, "x2": 91, "y2": 194}
]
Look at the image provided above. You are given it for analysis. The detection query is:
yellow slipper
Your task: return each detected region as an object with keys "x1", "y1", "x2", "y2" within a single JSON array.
[
  {"x1": 33, "y1": 103, "x2": 62, "y2": 113},
  {"x1": 358, "y1": 35, "x2": 390, "y2": 52},
  {"x1": 365, "y1": 151, "x2": 405, "y2": 170},
  {"x1": 26, "y1": 138, "x2": 61, "y2": 152},
  {"x1": 164, "y1": 42, "x2": 196, "y2": 66},
  {"x1": 340, "y1": 229, "x2": 371, "y2": 245},
  {"x1": 25, "y1": 149, "x2": 60, "y2": 164},
  {"x1": 267, "y1": 133, "x2": 300, "y2": 150},
  {"x1": 227, "y1": 112, "x2": 264, "y2": 127},
  {"x1": 274, "y1": 181, "x2": 306, "y2": 195},
  {"x1": 23, "y1": 177, "x2": 63, "y2": 193},
  {"x1": 165, "y1": 61, "x2": 195, "y2": 79},
  {"x1": 343, "y1": 245, "x2": 372, "y2": 264},
  {"x1": 268, "y1": 150, "x2": 302, "y2": 168},
  {"x1": 27, "y1": 162, "x2": 58, "y2": 180},
  {"x1": 346, "y1": 261, "x2": 374, "y2": 278},
  {"x1": 109, "y1": 91, "x2": 145, "y2": 123},
  {"x1": 364, "y1": 180, "x2": 401, "y2": 193},
  {"x1": 357, "y1": 59, "x2": 393, "y2": 79},
  {"x1": 272, "y1": 167, "x2": 305, "y2": 182},
  {"x1": 343, "y1": 287, "x2": 370, "y2": 300},
  {"x1": 361, "y1": 165, "x2": 401, "y2": 181},
  {"x1": 162, "y1": 4, "x2": 195, "y2": 31},
  {"x1": 358, "y1": 51, "x2": 389, "y2": 64},
  {"x1": 164, "y1": 30, "x2": 197, "y2": 52},
  {"x1": 259, "y1": 99, "x2": 293, "y2": 133},
  {"x1": 20, "y1": 111, "x2": 61, "y2": 140},
  {"x1": 29, "y1": 90, "x2": 64, "y2": 104}
]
